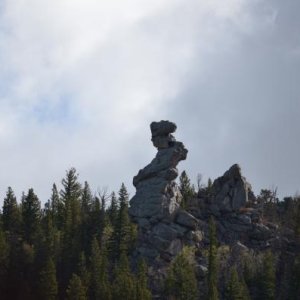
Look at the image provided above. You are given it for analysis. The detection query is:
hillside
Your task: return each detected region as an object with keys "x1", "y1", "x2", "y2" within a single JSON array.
[{"x1": 0, "y1": 120, "x2": 299, "y2": 300}]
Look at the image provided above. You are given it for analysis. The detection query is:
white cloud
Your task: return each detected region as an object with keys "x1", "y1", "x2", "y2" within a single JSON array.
[{"x1": 1, "y1": 0, "x2": 297, "y2": 203}]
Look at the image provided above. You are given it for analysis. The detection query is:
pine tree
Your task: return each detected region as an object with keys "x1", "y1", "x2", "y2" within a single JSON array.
[
  {"x1": 0, "y1": 227, "x2": 9, "y2": 295},
  {"x1": 295, "y1": 198, "x2": 300, "y2": 237},
  {"x1": 260, "y1": 251, "x2": 275, "y2": 300},
  {"x1": 77, "y1": 252, "x2": 90, "y2": 296},
  {"x1": 165, "y1": 247, "x2": 198, "y2": 300},
  {"x1": 90, "y1": 237, "x2": 111, "y2": 300},
  {"x1": 2, "y1": 187, "x2": 21, "y2": 234},
  {"x1": 179, "y1": 171, "x2": 195, "y2": 208},
  {"x1": 22, "y1": 188, "x2": 41, "y2": 244},
  {"x1": 61, "y1": 169, "x2": 83, "y2": 267},
  {"x1": 107, "y1": 192, "x2": 118, "y2": 227},
  {"x1": 81, "y1": 182, "x2": 93, "y2": 252},
  {"x1": 289, "y1": 254, "x2": 300, "y2": 300},
  {"x1": 50, "y1": 183, "x2": 63, "y2": 229},
  {"x1": 208, "y1": 217, "x2": 219, "y2": 300},
  {"x1": 225, "y1": 266, "x2": 249, "y2": 300},
  {"x1": 66, "y1": 273, "x2": 87, "y2": 300},
  {"x1": 39, "y1": 257, "x2": 58, "y2": 300},
  {"x1": 111, "y1": 183, "x2": 136, "y2": 260},
  {"x1": 112, "y1": 252, "x2": 136, "y2": 300},
  {"x1": 81, "y1": 181, "x2": 93, "y2": 216},
  {"x1": 136, "y1": 259, "x2": 151, "y2": 300}
]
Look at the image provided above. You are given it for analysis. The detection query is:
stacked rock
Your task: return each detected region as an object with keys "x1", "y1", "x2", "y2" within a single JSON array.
[
  {"x1": 129, "y1": 120, "x2": 188, "y2": 222},
  {"x1": 129, "y1": 121, "x2": 201, "y2": 261}
]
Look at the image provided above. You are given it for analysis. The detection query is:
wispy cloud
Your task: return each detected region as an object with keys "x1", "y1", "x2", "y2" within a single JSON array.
[{"x1": 0, "y1": 0, "x2": 299, "y2": 202}]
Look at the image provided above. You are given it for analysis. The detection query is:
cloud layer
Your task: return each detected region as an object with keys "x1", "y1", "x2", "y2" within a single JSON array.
[{"x1": 0, "y1": 0, "x2": 299, "y2": 203}]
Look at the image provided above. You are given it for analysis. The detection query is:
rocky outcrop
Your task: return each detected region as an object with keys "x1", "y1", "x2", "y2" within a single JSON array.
[
  {"x1": 129, "y1": 121, "x2": 187, "y2": 221},
  {"x1": 211, "y1": 164, "x2": 255, "y2": 212},
  {"x1": 129, "y1": 121, "x2": 201, "y2": 260}
]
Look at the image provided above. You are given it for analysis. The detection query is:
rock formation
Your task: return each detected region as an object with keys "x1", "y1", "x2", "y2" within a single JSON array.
[
  {"x1": 211, "y1": 164, "x2": 255, "y2": 212},
  {"x1": 129, "y1": 121, "x2": 200, "y2": 261},
  {"x1": 129, "y1": 120, "x2": 187, "y2": 222}
]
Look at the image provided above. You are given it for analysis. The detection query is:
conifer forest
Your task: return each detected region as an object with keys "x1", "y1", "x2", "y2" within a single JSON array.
[{"x1": 0, "y1": 165, "x2": 299, "y2": 300}]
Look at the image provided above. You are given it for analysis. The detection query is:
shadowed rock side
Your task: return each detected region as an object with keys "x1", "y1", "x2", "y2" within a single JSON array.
[
  {"x1": 129, "y1": 121, "x2": 199, "y2": 261},
  {"x1": 211, "y1": 164, "x2": 256, "y2": 213},
  {"x1": 128, "y1": 122, "x2": 299, "y2": 298}
]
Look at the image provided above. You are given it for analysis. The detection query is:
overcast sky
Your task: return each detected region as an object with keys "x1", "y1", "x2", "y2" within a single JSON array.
[{"x1": 0, "y1": 0, "x2": 299, "y2": 204}]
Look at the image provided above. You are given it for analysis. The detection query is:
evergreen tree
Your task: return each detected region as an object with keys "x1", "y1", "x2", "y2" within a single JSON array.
[
  {"x1": 0, "y1": 227, "x2": 9, "y2": 270},
  {"x1": 81, "y1": 181, "x2": 93, "y2": 216},
  {"x1": 179, "y1": 171, "x2": 195, "y2": 208},
  {"x1": 66, "y1": 273, "x2": 87, "y2": 300},
  {"x1": 81, "y1": 182, "x2": 93, "y2": 252},
  {"x1": 165, "y1": 247, "x2": 198, "y2": 300},
  {"x1": 77, "y1": 252, "x2": 90, "y2": 296},
  {"x1": 111, "y1": 183, "x2": 136, "y2": 260},
  {"x1": 289, "y1": 254, "x2": 300, "y2": 300},
  {"x1": 60, "y1": 168, "x2": 83, "y2": 285},
  {"x1": 259, "y1": 251, "x2": 275, "y2": 300},
  {"x1": 107, "y1": 192, "x2": 118, "y2": 227},
  {"x1": 136, "y1": 259, "x2": 151, "y2": 300},
  {"x1": 208, "y1": 217, "x2": 219, "y2": 300},
  {"x1": 2, "y1": 187, "x2": 21, "y2": 234},
  {"x1": 112, "y1": 252, "x2": 136, "y2": 300},
  {"x1": 22, "y1": 188, "x2": 41, "y2": 244},
  {"x1": 90, "y1": 237, "x2": 111, "y2": 300},
  {"x1": 225, "y1": 266, "x2": 249, "y2": 300},
  {"x1": 0, "y1": 227, "x2": 9, "y2": 295},
  {"x1": 50, "y1": 183, "x2": 63, "y2": 229},
  {"x1": 39, "y1": 257, "x2": 58, "y2": 300},
  {"x1": 295, "y1": 199, "x2": 300, "y2": 237}
]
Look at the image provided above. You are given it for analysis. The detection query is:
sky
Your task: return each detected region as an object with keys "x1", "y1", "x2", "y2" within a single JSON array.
[{"x1": 0, "y1": 0, "x2": 299, "y2": 204}]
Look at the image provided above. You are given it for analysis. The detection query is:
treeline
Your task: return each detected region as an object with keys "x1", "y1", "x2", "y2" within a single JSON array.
[
  {"x1": 0, "y1": 168, "x2": 300, "y2": 300},
  {"x1": 0, "y1": 167, "x2": 149, "y2": 299}
]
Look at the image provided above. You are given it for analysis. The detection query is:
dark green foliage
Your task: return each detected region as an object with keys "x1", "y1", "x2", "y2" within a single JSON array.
[
  {"x1": 81, "y1": 182, "x2": 93, "y2": 252},
  {"x1": 225, "y1": 266, "x2": 249, "y2": 300},
  {"x1": 107, "y1": 191, "x2": 118, "y2": 227},
  {"x1": 136, "y1": 259, "x2": 152, "y2": 300},
  {"x1": 0, "y1": 227, "x2": 9, "y2": 294},
  {"x1": 208, "y1": 216, "x2": 219, "y2": 300},
  {"x1": 288, "y1": 255, "x2": 300, "y2": 300},
  {"x1": 90, "y1": 237, "x2": 111, "y2": 300},
  {"x1": 77, "y1": 252, "x2": 90, "y2": 295},
  {"x1": 22, "y1": 188, "x2": 41, "y2": 244},
  {"x1": 112, "y1": 252, "x2": 136, "y2": 300},
  {"x1": 2, "y1": 187, "x2": 21, "y2": 234},
  {"x1": 110, "y1": 183, "x2": 137, "y2": 260},
  {"x1": 165, "y1": 247, "x2": 198, "y2": 300},
  {"x1": 179, "y1": 171, "x2": 195, "y2": 208},
  {"x1": 66, "y1": 273, "x2": 87, "y2": 300},
  {"x1": 39, "y1": 257, "x2": 58, "y2": 300},
  {"x1": 60, "y1": 168, "x2": 82, "y2": 286},
  {"x1": 0, "y1": 226, "x2": 9, "y2": 267},
  {"x1": 259, "y1": 251, "x2": 276, "y2": 300},
  {"x1": 295, "y1": 198, "x2": 300, "y2": 236},
  {"x1": 50, "y1": 183, "x2": 64, "y2": 229},
  {"x1": 1, "y1": 167, "x2": 299, "y2": 300}
]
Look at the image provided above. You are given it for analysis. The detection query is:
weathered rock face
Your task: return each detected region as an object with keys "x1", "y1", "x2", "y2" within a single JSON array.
[
  {"x1": 129, "y1": 121, "x2": 187, "y2": 221},
  {"x1": 211, "y1": 164, "x2": 254, "y2": 212},
  {"x1": 129, "y1": 121, "x2": 201, "y2": 261}
]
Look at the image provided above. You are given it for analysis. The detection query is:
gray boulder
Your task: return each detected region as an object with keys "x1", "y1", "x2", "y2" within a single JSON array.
[
  {"x1": 211, "y1": 164, "x2": 254, "y2": 212},
  {"x1": 175, "y1": 210, "x2": 199, "y2": 229}
]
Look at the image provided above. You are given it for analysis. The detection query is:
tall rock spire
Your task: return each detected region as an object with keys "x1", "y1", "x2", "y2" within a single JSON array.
[{"x1": 129, "y1": 120, "x2": 188, "y2": 221}]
